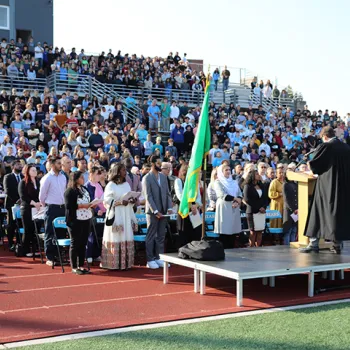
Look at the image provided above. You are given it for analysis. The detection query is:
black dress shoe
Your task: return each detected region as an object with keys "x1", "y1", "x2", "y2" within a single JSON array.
[
  {"x1": 330, "y1": 247, "x2": 341, "y2": 254},
  {"x1": 9, "y1": 244, "x2": 15, "y2": 252},
  {"x1": 299, "y1": 247, "x2": 319, "y2": 253}
]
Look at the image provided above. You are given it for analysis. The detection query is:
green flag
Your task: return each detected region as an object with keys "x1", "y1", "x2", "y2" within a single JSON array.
[{"x1": 178, "y1": 89, "x2": 211, "y2": 218}]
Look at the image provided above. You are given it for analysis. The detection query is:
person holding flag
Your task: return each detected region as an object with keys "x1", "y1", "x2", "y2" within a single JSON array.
[{"x1": 178, "y1": 76, "x2": 211, "y2": 240}]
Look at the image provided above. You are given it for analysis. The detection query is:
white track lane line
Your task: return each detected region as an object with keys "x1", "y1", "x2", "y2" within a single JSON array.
[
  {"x1": 1, "y1": 284, "x2": 234, "y2": 314},
  {"x1": 0, "y1": 273, "x2": 193, "y2": 294},
  {"x1": 2, "y1": 298, "x2": 350, "y2": 348}
]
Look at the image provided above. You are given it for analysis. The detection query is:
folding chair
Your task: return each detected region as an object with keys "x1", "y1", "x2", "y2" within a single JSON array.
[
  {"x1": 89, "y1": 216, "x2": 104, "y2": 263},
  {"x1": 52, "y1": 217, "x2": 71, "y2": 272},
  {"x1": 52, "y1": 217, "x2": 91, "y2": 273},
  {"x1": 11, "y1": 206, "x2": 27, "y2": 257},
  {"x1": 134, "y1": 214, "x2": 147, "y2": 265},
  {"x1": 33, "y1": 218, "x2": 45, "y2": 264},
  {"x1": 266, "y1": 209, "x2": 283, "y2": 234},
  {"x1": 0, "y1": 208, "x2": 8, "y2": 250},
  {"x1": 204, "y1": 212, "x2": 219, "y2": 239}
]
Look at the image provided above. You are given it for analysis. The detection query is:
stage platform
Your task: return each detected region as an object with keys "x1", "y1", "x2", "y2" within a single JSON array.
[{"x1": 160, "y1": 246, "x2": 350, "y2": 307}]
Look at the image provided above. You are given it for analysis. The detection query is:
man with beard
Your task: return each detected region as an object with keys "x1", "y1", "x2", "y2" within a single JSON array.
[{"x1": 4, "y1": 160, "x2": 23, "y2": 251}]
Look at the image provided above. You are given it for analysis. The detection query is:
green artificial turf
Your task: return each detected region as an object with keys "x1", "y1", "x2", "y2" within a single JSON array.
[{"x1": 17, "y1": 302, "x2": 350, "y2": 350}]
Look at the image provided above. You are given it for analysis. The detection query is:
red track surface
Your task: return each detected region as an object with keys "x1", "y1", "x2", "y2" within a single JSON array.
[{"x1": 1, "y1": 249, "x2": 350, "y2": 344}]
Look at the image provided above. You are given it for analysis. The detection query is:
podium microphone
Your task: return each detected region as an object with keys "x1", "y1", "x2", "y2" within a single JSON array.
[{"x1": 294, "y1": 149, "x2": 316, "y2": 171}]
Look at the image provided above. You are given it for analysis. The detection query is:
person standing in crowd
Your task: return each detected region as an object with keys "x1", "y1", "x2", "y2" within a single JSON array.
[
  {"x1": 268, "y1": 167, "x2": 285, "y2": 244},
  {"x1": 160, "y1": 98, "x2": 171, "y2": 131},
  {"x1": 243, "y1": 170, "x2": 268, "y2": 247},
  {"x1": 147, "y1": 99, "x2": 161, "y2": 134},
  {"x1": 77, "y1": 159, "x2": 89, "y2": 183},
  {"x1": 170, "y1": 120, "x2": 185, "y2": 156},
  {"x1": 61, "y1": 155, "x2": 72, "y2": 181},
  {"x1": 18, "y1": 165, "x2": 41, "y2": 257},
  {"x1": 39, "y1": 157, "x2": 67, "y2": 266},
  {"x1": 64, "y1": 171, "x2": 93, "y2": 275},
  {"x1": 125, "y1": 158, "x2": 142, "y2": 192},
  {"x1": 301, "y1": 126, "x2": 350, "y2": 254},
  {"x1": 85, "y1": 166, "x2": 106, "y2": 262},
  {"x1": 207, "y1": 168, "x2": 218, "y2": 211},
  {"x1": 214, "y1": 164, "x2": 242, "y2": 248},
  {"x1": 4, "y1": 160, "x2": 23, "y2": 251},
  {"x1": 160, "y1": 162, "x2": 172, "y2": 192},
  {"x1": 143, "y1": 155, "x2": 172, "y2": 269},
  {"x1": 100, "y1": 163, "x2": 137, "y2": 270},
  {"x1": 282, "y1": 172, "x2": 298, "y2": 245},
  {"x1": 175, "y1": 164, "x2": 202, "y2": 246},
  {"x1": 222, "y1": 65, "x2": 230, "y2": 91}
]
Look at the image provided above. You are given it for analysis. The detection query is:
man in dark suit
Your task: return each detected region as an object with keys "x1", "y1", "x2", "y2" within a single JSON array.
[
  {"x1": 4, "y1": 160, "x2": 23, "y2": 251},
  {"x1": 143, "y1": 155, "x2": 172, "y2": 269}
]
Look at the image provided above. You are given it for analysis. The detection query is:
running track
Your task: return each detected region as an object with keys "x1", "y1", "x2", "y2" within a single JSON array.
[{"x1": 1, "y1": 251, "x2": 350, "y2": 344}]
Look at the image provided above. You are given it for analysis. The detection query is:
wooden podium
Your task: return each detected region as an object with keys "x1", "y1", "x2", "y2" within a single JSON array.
[{"x1": 286, "y1": 171, "x2": 331, "y2": 249}]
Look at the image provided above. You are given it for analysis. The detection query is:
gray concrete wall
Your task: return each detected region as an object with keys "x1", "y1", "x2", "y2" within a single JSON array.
[
  {"x1": 0, "y1": 0, "x2": 53, "y2": 43},
  {"x1": 15, "y1": 0, "x2": 53, "y2": 43}
]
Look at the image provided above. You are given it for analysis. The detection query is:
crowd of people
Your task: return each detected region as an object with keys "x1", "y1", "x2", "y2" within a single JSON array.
[
  {"x1": 0, "y1": 40, "x2": 349, "y2": 271},
  {"x1": 0, "y1": 38, "x2": 235, "y2": 93}
]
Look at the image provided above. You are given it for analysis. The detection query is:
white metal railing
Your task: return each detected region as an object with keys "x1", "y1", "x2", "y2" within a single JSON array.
[
  {"x1": 0, "y1": 75, "x2": 48, "y2": 92},
  {"x1": 225, "y1": 88, "x2": 296, "y2": 111},
  {"x1": 0, "y1": 72, "x2": 297, "y2": 121}
]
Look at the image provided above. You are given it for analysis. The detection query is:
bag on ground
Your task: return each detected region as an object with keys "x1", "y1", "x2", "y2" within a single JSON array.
[{"x1": 178, "y1": 239, "x2": 225, "y2": 261}]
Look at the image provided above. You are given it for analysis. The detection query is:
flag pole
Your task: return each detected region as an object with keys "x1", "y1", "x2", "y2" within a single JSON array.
[
  {"x1": 201, "y1": 155, "x2": 207, "y2": 240},
  {"x1": 201, "y1": 67, "x2": 211, "y2": 240}
]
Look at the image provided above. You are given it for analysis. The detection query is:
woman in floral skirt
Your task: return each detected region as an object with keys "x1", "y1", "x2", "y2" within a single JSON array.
[{"x1": 100, "y1": 163, "x2": 137, "y2": 270}]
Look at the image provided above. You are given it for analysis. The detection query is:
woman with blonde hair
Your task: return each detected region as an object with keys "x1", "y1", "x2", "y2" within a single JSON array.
[
  {"x1": 67, "y1": 131, "x2": 78, "y2": 151},
  {"x1": 48, "y1": 146, "x2": 58, "y2": 158}
]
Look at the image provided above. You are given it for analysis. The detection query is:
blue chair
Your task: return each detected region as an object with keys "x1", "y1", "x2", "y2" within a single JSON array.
[
  {"x1": 52, "y1": 217, "x2": 72, "y2": 273},
  {"x1": 266, "y1": 210, "x2": 283, "y2": 235},
  {"x1": 13, "y1": 209, "x2": 24, "y2": 237},
  {"x1": 204, "y1": 212, "x2": 220, "y2": 239},
  {"x1": 134, "y1": 214, "x2": 147, "y2": 264},
  {"x1": 11, "y1": 206, "x2": 26, "y2": 256},
  {"x1": 135, "y1": 214, "x2": 147, "y2": 241}
]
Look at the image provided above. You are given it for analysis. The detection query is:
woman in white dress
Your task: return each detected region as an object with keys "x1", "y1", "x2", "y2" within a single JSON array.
[
  {"x1": 100, "y1": 163, "x2": 138, "y2": 270},
  {"x1": 214, "y1": 164, "x2": 242, "y2": 248}
]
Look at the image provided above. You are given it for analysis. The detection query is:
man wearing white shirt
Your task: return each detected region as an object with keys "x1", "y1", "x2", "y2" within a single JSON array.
[
  {"x1": 258, "y1": 138, "x2": 271, "y2": 158},
  {"x1": 104, "y1": 99, "x2": 115, "y2": 115},
  {"x1": 244, "y1": 124, "x2": 256, "y2": 138},
  {"x1": 170, "y1": 101, "x2": 180, "y2": 120},
  {"x1": 58, "y1": 93, "x2": 68, "y2": 108},
  {"x1": 34, "y1": 42, "x2": 44, "y2": 67},
  {"x1": 186, "y1": 112, "x2": 194, "y2": 122},
  {"x1": 101, "y1": 106, "x2": 109, "y2": 120}
]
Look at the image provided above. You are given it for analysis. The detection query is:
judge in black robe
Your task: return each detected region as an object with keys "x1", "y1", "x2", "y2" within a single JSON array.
[{"x1": 301, "y1": 126, "x2": 350, "y2": 253}]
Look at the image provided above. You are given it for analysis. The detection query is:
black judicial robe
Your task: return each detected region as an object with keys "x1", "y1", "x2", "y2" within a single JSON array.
[{"x1": 304, "y1": 138, "x2": 350, "y2": 241}]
